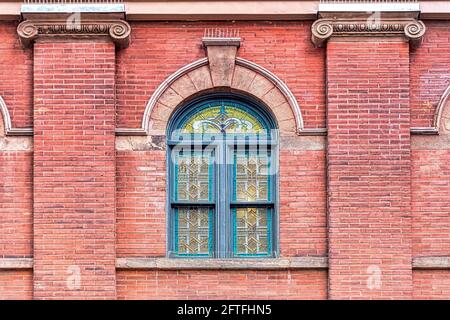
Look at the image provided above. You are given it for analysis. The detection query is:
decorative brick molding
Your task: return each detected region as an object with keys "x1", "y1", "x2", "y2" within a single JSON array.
[
  {"x1": 17, "y1": 18, "x2": 131, "y2": 48},
  {"x1": 202, "y1": 28, "x2": 241, "y2": 47},
  {"x1": 311, "y1": 17, "x2": 426, "y2": 47}
]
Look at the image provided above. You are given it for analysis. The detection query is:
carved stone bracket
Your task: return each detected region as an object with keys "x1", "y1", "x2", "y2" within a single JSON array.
[
  {"x1": 311, "y1": 17, "x2": 426, "y2": 47},
  {"x1": 17, "y1": 18, "x2": 131, "y2": 48}
]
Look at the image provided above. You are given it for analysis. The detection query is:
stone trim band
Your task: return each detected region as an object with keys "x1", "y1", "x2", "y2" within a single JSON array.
[
  {"x1": 116, "y1": 257, "x2": 329, "y2": 270},
  {"x1": 17, "y1": 18, "x2": 131, "y2": 48},
  {"x1": 4, "y1": 256, "x2": 449, "y2": 270},
  {"x1": 311, "y1": 18, "x2": 426, "y2": 47}
]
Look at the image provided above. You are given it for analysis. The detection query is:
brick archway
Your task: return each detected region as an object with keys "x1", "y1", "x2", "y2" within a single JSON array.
[{"x1": 141, "y1": 57, "x2": 305, "y2": 136}]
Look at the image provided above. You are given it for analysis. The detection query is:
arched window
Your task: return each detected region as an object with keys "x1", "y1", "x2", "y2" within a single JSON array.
[{"x1": 167, "y1": 93, "x2": 278, "y2": 258}]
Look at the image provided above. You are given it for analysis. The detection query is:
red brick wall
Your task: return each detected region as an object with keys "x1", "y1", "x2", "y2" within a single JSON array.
[
  {"x1": 32, "y1": 40, "x2": 117, "y2": 299},
  {"x1": 0, "y1": 270, "x2": 32, "y2": 300},
  {"x1": 117, "y1": 270, "x2": 327, "y2": 300},
  {"x1": 413, "y1": 270, "x2": 450, "y2": 299},
  {"x1": 412, "y1": 149, "x2": 450, "y2": 257},
  {"x1": 326, "y1": 39, "x2": 413, "y2": 299},
  {"x1": 279, "y1": 150, "x2": 327, "y2": 257},
  {"x1": 0, "y1": 152, "x2": 33, "y2": 258},
  {"x1": 116, "y1": 150, "x2": 166, "y2": 257}
]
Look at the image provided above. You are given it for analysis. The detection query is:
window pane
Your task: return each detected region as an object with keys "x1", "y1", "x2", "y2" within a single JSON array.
[
  {"x1": 234, "y1": 151, "x2": 271, "y2": 202},
  {"x1": 175, "y1": 207, "x2": 213, "y2": 256},
  {"x1": 175, "y1": 152, "x2": 213, "y2": 201},
  {"x1": 233, "y1": 208, "x2": 272, "y2": 256}
]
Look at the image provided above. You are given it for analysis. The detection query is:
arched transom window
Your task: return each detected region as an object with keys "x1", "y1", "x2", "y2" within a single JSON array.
[{"x1": 167, "y1": 93, "x2": 278, "y2": 258}]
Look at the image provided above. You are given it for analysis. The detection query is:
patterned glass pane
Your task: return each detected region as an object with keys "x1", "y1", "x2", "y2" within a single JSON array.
[
  {"x1": 180, "y1": 103, "x2": 266, "y2": 135},
  {"x1": 234, "y1": 151, "x2": 270, "y2": 202},
  {"x1": 175, "y1": 152, "x2": 212, "y2": 201},
  {"x1": 234, "y1": 208, "x2": 271, "y2": 256},
  {"x1": 175, "y1": 207, "x2": 213, "y2": 256}
]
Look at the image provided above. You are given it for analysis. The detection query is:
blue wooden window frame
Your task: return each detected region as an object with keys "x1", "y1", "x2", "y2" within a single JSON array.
[{"x1": 167, "y1": 93, "x2": 278, "y2": 258}]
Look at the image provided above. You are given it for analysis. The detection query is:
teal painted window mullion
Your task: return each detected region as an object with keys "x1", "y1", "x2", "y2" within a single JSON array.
[
  {"x1": 267, "y1": 208, "x2": 272, "y2": 255},
  {"x1": 208, "y1": 208, "x2": 214, "y2": 256},
  {"x1": 173, "y1": 208, "x2": 179, "y2": 255}
]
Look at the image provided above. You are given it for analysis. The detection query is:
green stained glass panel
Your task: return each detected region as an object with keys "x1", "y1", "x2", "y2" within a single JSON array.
[
  {"x1": 176, "y1": 207, "x2": 212, "y2": 256},
  {"x1": 234, "y1": 152, "x2": 270, "y2": 202},
  {"x1": 181, "y1": 104, "x2": 266, "y2": 134},
  {"x1": 234, "y1": 208, "x2": 271, "y2": 256},
  {"x1": 175, "y1": 153, "x2": 212, "y2": 201}
]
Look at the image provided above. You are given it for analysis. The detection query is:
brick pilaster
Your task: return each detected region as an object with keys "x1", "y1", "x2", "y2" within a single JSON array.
[
  {"x1": 326, "y1": 38, "x2": 413, "y2": 299},
  {"x1": 32, "y1": 39, "x2": 117, "y2": 299}
]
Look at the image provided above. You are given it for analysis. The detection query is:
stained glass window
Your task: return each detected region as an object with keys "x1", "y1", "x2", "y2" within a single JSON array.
[
  {"x1": 175, "y1": 207, "x2": 213, "y2": 256},
  {"x1": 168, "y1": 94, "x2": 277, "y2": 258},
  {"x1": 234, "y1": 151, "x2": 271, "y2": 202},
  {"x1": 175, "y1": 152, "x2": 213, "y2": 201},
  {"x1": 233, "y1": 208, "x2": 272, "y2": 256}
]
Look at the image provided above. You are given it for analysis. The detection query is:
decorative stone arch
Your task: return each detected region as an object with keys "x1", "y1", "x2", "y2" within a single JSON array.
[
  {"x1": 0, "y1": 96, "x2": 11, "y2": 137},
  {"x1": 0, "y1": 96, "x2": 33, "y2": 136},
  {"x1": 435, "y1": 85, "x2": 450, "y2": 134},
  {"x1": 137, "y1": 55, "x2": 318, "y2": 136},
  {"x1": 0, "y1": 96, "x2": 32, "y2": 151}
]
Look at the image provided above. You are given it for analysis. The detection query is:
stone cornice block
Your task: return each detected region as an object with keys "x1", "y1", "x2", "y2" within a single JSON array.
[
  {"x1": 202, "y1": 37, "x2": 241, "y2": 48},
  {"x1": 311, "y1": 16, "x2": 426, "y2": 47},
  {"x1": 17, "y1": 13, "x2": 131, "y2": 48}
]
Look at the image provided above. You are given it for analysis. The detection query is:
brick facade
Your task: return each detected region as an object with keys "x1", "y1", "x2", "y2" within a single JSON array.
[{"x1": 0, "y1": 8, "x2": 449, "y2": 300}]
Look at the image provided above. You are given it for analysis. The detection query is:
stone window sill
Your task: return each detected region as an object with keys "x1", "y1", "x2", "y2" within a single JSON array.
[
  {"x1": 0, "y1": 258, "x2": 33, "y2": 269},
  {"x1": 115, "y1": 257, "x2": 328, "y2": 270}
]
